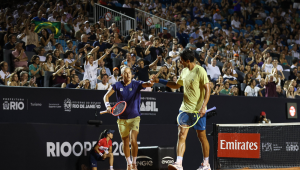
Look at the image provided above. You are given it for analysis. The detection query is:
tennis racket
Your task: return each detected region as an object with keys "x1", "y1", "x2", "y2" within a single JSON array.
[
  {"x1": 177, "y1": 106, "x2": 217, "y2": 128},
  {"x1": 100, "y1": 101, "x2": 127, "y2": 116}
]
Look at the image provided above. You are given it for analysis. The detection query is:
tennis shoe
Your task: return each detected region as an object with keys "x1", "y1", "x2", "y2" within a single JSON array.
[
  {"x1": 127, "y1": 165, "x2": 132, "y2": 170},
  {"x1": 131, "y1": 164, "x2": 138, "y2": 170},
  {"x1": 168, "y1": 162, "x2": 183, "y2": 170},
  {"x1": 197, "y1": 163, "x2": 211, "y2": 170}
]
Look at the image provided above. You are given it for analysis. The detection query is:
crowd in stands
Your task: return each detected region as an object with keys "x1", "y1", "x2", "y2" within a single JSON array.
[{"x1": 1, "y1": 0, "x2": 300, "y2": 98}]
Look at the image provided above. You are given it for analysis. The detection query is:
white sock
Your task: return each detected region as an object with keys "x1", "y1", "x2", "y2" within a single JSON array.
[
  {"x1": 176, "y1": 156, "x2": 183, "y2": 165},
  {"x1": 110, "y1": 166, "x2": 113, "y2": 170},
  {"x1": 204, "y1": 157, "x2": 209, "y2": 165},
  {"x1": 126, "y1": 157, "x2": 132, "y2": 166},
  {"x1": 132, "y1": 157, "x2": 137, "y2": 164}
]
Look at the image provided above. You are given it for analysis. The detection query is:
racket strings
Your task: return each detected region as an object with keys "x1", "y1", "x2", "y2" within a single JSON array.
[
  {"x1": 179, "y1": 113, "x2": 198, "y2": 126},
  {"x1": 113, "y1": 102, "x2": 126, "y2": 115}
]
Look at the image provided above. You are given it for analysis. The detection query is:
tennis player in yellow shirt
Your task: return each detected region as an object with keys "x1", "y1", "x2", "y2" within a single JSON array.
[{"x1": 152, "y1": 49, "x2": 211, "y2": 170}]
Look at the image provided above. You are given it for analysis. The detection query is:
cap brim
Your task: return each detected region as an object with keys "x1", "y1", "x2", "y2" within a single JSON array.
[{"x1": 109, "y1": 130, "x2": 115, "y2": 133}]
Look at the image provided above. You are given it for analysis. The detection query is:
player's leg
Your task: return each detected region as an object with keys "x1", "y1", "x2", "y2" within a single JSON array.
[
  {"x1": 194, "y1": 116, "x2": 210, "y2": 170},
  {"x1": 129, "y1": 116, "x2": 140, "y2": 170},
  {"x1": 118, "y1": 119, "x2": 132, "y2": 169},
  {"x1": 169, "y1": 126, "x2": 189, "y2": 170},
  {"x1": 90, "y1": 152, "x2": 99, "y2": 170}
]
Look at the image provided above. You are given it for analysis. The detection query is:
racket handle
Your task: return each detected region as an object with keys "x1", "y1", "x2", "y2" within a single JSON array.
[{"x1": 100, "y1": 110, "x2": 108, "y2": 115}]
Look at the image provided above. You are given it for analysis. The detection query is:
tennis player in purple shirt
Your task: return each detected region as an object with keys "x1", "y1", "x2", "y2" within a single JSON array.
[{"x1": 103, "y1": 66, "x2": 154, "y2": 170}]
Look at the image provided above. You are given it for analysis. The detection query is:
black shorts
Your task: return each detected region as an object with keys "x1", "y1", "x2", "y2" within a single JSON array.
[{"x1": 90, "y1": 152, "x2": 105, "y2": 167}]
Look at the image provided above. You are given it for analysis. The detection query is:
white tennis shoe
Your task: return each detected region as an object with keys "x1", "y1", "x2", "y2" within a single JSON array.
[
  {"x1": 168, "y1": 162, "x2": 183, "y2": 170},
  {"x1": 197, "y1": 163, "x2": 211, "y2": 170}
]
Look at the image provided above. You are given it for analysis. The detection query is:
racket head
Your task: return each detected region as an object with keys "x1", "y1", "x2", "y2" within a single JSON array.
[
  {"x1": 111, "y1": 101, "x2": 127, "y2": 116},
  {"x1": 177, "y1": 111, "x2": 200, "y2": 128}
]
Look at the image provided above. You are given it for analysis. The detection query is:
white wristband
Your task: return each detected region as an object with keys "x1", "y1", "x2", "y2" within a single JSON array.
[
  {"x1": 99, "y1": 152, "x2": 103, "y2": 156},
  {"x1": 105, "y1": 102, "x2": 111, "y2": 108}
]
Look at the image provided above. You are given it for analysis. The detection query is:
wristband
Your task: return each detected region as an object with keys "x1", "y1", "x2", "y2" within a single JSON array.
[
  {"x1": 105, "y1": 102, "x2": 111, "y2": 108},
  {"x1": 158, "y1": 79, "x2": 168, "y2": 85},
  {"x1": 99, "y1": 152, "x2": 103, "y2": 156}
]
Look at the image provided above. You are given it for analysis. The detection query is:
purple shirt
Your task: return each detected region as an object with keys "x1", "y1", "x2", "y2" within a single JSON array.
[
  {"x1": 265, "y1": 82, "x2": 277, "y2": 97},
  {"x1": 112, "y1": 80, "x2": 144, "y2": 119},
  {"x1": 233, "y1": 0, "x2": 241, "y2": 12}
]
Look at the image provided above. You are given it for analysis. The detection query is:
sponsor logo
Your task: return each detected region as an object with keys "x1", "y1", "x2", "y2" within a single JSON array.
[
  {"x1": 120, "y1": 88, "x2": 123, "y2": 91},
  {"x1": 262, "y1": 142, "x2": 272, "y2": 152},
  {"x1": 49, "y1": 103, "x2": 62, "y2": 108},
  {"x1": 140, "y1": 97, "x2": 158, "y2": 116},
  {"x1": 137, "y1": 156, "x2": 153, "y2": 166},
  {"x1": 30, "y1": 102, "x2": 42, "y2": 106},
  {"x1": 47, "y1": 141, "x2": 97, "y2": 157},
  {"x1": 161, "y1": 156, "x2": 174, "y2": 164},
  {"x1": 286, "y1": 142, "x2": 299, "y2": 151},
  {"x1": 289, "y1": 106, "x2": 296, "y2": 117},
  {"x1": 2, "y1": 98, "x2": 25, "y2": 110},
  {"x1": 218, "y1": 133, "x2": 260, "y2": 158},
  {"x1": 129, "y1": 88, "x2": 132, "y2": 91},
  {"x1": 63, "y1": 98, "x2": 101, "y2": 112}
]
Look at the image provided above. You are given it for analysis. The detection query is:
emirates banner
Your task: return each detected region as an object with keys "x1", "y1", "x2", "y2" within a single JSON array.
[{"x1": 214, "y1": 123, "x2": 300, "y2": 169}]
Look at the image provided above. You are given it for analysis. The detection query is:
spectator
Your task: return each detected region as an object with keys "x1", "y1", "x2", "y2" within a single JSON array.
[
  {"x1": 64, "y1": 19, "x2": 75, "y2": 38},
  {"x1": 136, "y1": 57, "x2": 161, "y2": 82},
  {"x1": 55, "y1": 43, "x2": 65, "y2": 54},
  {"x1": 97, "y1": 60, "x2": 111, "y2": 76},
  {"x1": 33, "y1": 10, "x2": 48, "y2": 22},
  {"x1": 12, "y1": 42, "x2": 28, "y2": 68},
  {"x1": 272, "y1": 58, "x2": 283, "y2": 72},
  {"x1": 205, "y1": 51, "x2": 221, "y2": 82},
  {"x1": 258, "y1": 111, "x2": 271, "y2": 123},
  {"x1": 108, "y1": 67, "x2": 119, "y2": 85},
  {"x1": 77, "y1": 34, "x2": 94, "y2": 55},
  {"x1": 213, "y1": 9, "x2": 223, "y2": 23},
  {"x1": 65, "y1": 40, "x2": 77, "y2": 53},
  {"x1": 291, "y1": 58, "x2": 298, "y2": 69},
  {"x1": 93, "y1": 35, "x2": 107, "y2": 54},
  {"x1": 66, "y1": 74, "x2": 80, "y2": 88},
  {"x1": 96, "y1": 74, "x2": 111, "y2": 90},
  {"x1": 4, "y1": 34, "x2": 16, "y2": 50},
  {"x1": 40, "y1": 29, "x2": 55, "y2": 52},
  {"x1": 75, "y1": 24, "x2": 86, "y2": 41},
  {"x1": 157, "y1": 65, "x2": 170, "y2": 80},
  {"x1": 144, "y1": 37, "x2": 164, "y2": 65},
  {"x1": 186, "y1": 37, "x2": 197, "y2": 51},
  {"x1": 111, "y1": 47, "x2": 123, "y2": 59},
  {"x1": 44, "y1": 54, "x2": 55, "y2": 72},
  {"x1": 159, "y1": 27, "x2": 172, "y2": 40},
  {"x1": 19, "y1": 71, "x2": 36, "y2": 87},
  {"x1": 245, "y1": 51, "x2": 256, "y2": 67},
  {"x1": 223, "y1": 68, "x2": 238, "y2": 85},
  {"x1": 52, "y1": 65, "x2": 67, "y2": 87},
  {"x1": 230, "y1": 53, "x2": 240, "y2": 67},
  {"x1": 219, "y1": 81, "x2": 234, "y2": 95},
  {"x1": 276, "y1": 85, "x2": 285, "y2": 98},
  {"x1": 190, "y1": 28, "x2": 200, "y2": 43},
  {"x1": 7, "y1": 72, "x2": 19, "y2": 86},
  {"x1": 279, "y1": 54, "x2": 290, "y2": 68},
  {"x1": 64, "y1": 51, "x2": 82, "y2": 67},
  {"x1": 262, "y1": 56, "x2": 274, "y2": 74},
  {"x1": 244, "y1": 79, "x2": 263, "y2": 97},
  {"x1": 25, "y1": 22, "x2": 39, "y2": 51},
  {"x1": 289, "y1": 67, "x2": 300, "y2": 81},
  {"x1": 257, "y1": 78, "x2": 266, "y2": 97},
  {"x1": 231, "y1": 15, "x2": 241, "y2": 30},
  {"x1": 3, "y1": 26, "x2": 14, "y2": 44},
  {"x1": 29, "y1": 55, "x2": 44, "y2": 87},
  {"x1": 265, "y1": 74, "x2": 277, "y2": 97},
  {"x1": 37, "y1": 47, "x2": 47, "y2": 63},
  {"x1": 77, "y1": 79, "x2": 92, "y2": 89},
  {"x1": 286, "y1": 84, "x2": 296, "y2": 98}
]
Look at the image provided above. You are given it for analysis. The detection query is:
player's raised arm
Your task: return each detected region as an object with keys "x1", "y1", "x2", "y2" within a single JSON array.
[
  {"x1": 151, "y1": 75, "x2": 182, "y2": 89},
  {"x1": 103, "y1": 87, "x2": 115, "y2": 114}
]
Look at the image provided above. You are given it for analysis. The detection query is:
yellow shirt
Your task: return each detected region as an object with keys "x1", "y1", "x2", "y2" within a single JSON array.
[{"x1": 177, "y1": 65, "x2": 209, "y2": 113}]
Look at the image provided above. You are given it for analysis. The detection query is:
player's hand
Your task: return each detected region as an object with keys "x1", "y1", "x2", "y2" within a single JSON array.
[
  {"x1": 198, "y1": 107, "x2": 206, "y2": 117},
  {"x1": 106, "y1": 106, "x2": 112, "y2": 114}
]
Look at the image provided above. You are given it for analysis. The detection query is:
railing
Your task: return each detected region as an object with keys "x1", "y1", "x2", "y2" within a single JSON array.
[
  {"x1": 94, "y1": 4, "x2": 136, "y2": 37},
  {"x1": 135, "y1": 8, "x2": 176, "y2": 38}
]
